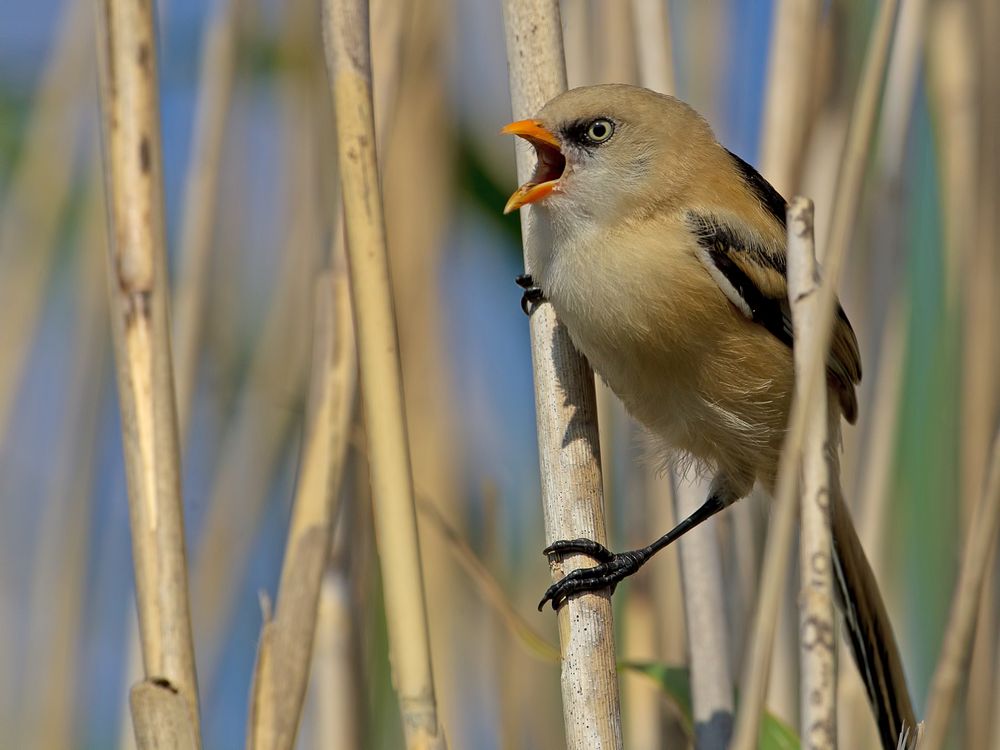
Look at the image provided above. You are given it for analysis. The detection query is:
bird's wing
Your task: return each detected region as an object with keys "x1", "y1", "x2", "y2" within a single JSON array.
[{"x1": 687, "y1": 211, "x2": 862, "y2": 423}]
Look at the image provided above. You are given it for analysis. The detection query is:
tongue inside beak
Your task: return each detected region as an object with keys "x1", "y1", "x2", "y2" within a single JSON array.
[{"x1": 501, "y1": 120, "x2": 566, "y2": 214}]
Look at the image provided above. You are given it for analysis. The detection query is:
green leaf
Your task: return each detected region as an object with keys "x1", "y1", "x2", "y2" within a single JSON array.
[{"x1": 620, "y1": 661, "x2": 801, "y2": 750}]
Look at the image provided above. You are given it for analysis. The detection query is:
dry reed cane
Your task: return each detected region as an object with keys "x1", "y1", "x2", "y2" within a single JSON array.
[
  {"x1": 95, "y1": 0, "x2": 201, "y2": 744},
  {"x1": 675, "y1": 478, "x2": 735, "y2": 748},
  {"x1": 838, "y1": 2, "x2": 926, "y2": 733},
  {"x1": 246, "y1": 262, "x2": 356, "y2": 749},
  {"x1": 917, "y1": 429, "x2": 1000, "y2": 750},
  {"x1": 758, "y1": 0, "x2": 821, "y2": 197},
  {"x1": 0, "y1": 0, "x2": 91, "y2": 447},
  {"x1": 378, "y1": 1, "x2": 467, "y2": 737},
  {"x1": 172, "y1": 0, "x2": 243, "y2": 436},
  {"x1": 322, "y1": 0, "x2": 445, "y2": 745},
  {"x1": 732, "y1": 3, "x2": 901, "y2": 746},
  {"x1": 501, "y1": 1, "x2": 622, "y2": 747},
  {"x1": 187, "y1": 76, "x2": 322, "y2": 685},
  {"x1": 19, "y1": 165, "x2": 108, "y2": 750},
  {"x1": 115, "y1": 2, "x2": 245, "y2": 732},
  {"x1": 787, "y1": 198, "x2": 837, "y2": 748}
]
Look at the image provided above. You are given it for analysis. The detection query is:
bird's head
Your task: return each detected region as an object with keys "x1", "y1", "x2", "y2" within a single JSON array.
[{"x1": 502, "y1": 84, "x2": 715, "y2": 225}]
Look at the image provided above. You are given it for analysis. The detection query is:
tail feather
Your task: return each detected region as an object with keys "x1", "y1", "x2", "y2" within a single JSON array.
[{"x1": 830, "y1": 486, "x2": 918, "y2": 749}]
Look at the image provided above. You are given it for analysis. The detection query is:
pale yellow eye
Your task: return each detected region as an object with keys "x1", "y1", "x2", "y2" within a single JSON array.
[{"x1": 586, "y1": 118, "x2": 614, "y2": 143}]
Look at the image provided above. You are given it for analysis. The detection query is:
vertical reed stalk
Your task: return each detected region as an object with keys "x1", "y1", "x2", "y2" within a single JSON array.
[
  {"x1": 732, "y1": 2, "x2": 901, "y2": 746},
  {"x1": 19, "y1": 164, "x2": 108, "y2": 750},
  {"x1": 172, "y1": 0, "x2": 243, "y2": 436},
  {"x1": 630, "y1": 0, "x2": 675, "y2": 95},
  {"x1": 311, "y1": 572, "x2": 361, "y2": 749},
  {"x1": 787, "y1": 197, "x2": 837, "y2": 748},
  {"x1": 0, "y1": 0, "x2": 91, "y2": 447},
  {"x1": 917, "y1": 429, "x2": 1000, "y2": 750},
  {"x1": 94, "y1": 0, "x2": 200, "y2": 744},
  {"x1": 501, "y1": 1, "x2": 622, "y2": 747},
  {"x1": 758, "y1": 0, "x2": 821, "y2": 196},
  {"x1": 246, "y1": 260, "x2": 356, "y2": 749},
  {"x1": 675, "y1": 478, "x2": 735, "y2": 748},
  {"x1": 322, "y1": 0, "x2": 445, "y2": 745},
  {"x1": 378, "y1": 0, "x2": 465, "y2": 738}
]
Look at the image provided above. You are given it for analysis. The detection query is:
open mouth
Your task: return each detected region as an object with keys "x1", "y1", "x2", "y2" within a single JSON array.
[{"x1": 501, "y1": 120, "x2": 566, "y2": 214}]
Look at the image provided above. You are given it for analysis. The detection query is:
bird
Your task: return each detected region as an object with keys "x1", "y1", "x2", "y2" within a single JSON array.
[{"x1": 502, "y1": 83, "x2": 916, "y2": 750}]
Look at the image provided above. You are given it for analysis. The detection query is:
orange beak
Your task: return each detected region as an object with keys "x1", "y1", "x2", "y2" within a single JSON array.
[{"x1": 501, "y1": 120, "x2": 566, "y2": 214}]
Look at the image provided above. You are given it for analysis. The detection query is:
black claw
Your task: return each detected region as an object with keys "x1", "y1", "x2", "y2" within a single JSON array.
[
  {"x1": 520, "y1": 287, "x2": 544, "y2": 315},
  {"x1": 538, "y1": 548, "x2": 649, "y2": 611},
  {"x1": 516, "y1": 273, "x2": 545, "y2": 315},
  {"x1": 543, "y1": 537, "x2": 615, "y2": 563}
]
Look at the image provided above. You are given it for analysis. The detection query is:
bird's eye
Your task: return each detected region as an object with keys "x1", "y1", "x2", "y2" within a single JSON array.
[{"x1": 585, "y1": 118, "x2": 614, "y2": 143}]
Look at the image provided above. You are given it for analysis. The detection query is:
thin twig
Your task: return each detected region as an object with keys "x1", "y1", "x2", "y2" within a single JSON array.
[
  {"x1": 501, "y1": 1, "x2": 623, "y2": 747},
  {"x1": 417, "y1": 498, "x2": 560, "y2": 664},
  {"x1": 731, "y1": 1, "x2": 901, "y2": 746},
  {"x1": 787, "y1": 198, "x2": 837, "y2": 748},
  {"x1": 917, "y1": 428, "x2": 1000, "y2": 750},
  {"x1": 322, "y1": 0, "x2": 445, "y2": 745},
  {"x1": 95, "y1": 0, "x2": 201, "y2": 744}
]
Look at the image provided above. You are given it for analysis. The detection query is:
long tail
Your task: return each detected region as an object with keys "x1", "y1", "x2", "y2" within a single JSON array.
[{"x1": 830, "y1": 480, "x2": 918, "y2": 749}]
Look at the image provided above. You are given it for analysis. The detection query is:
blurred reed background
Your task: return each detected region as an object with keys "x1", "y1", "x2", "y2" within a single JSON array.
[{"x1": 0, "y1": 0, "x2": 997, "y2": 748}]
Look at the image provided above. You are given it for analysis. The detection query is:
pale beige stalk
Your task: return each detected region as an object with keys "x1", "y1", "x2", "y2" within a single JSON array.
[
  {"x1": 759, "y1": 0, "x2": 821, "y2": 196},
  {"x1": 378, "y1": 0, "x2": 466, "y2": 740},
  {"x1": 310, "y1": 573, "x2": 361, "y2": 750},
  {"x1": 187, "y1": 75, "x2": 321, "y2": 685},
  {"x1": 786, "y1": 198, "x2": 837, "y2": 748},
  {"x1": 927, "y1": 10, "x2": 997, "y2": 747},
  {"x1": 839, "y1": 2, "x2": 926, "y2": 735},
  {"x1": 630, "y1": 0, "x2": 675, "y2": 95},
  {"x1": 927, "y1": 0, "x2": 975, "y2": 313},
  {"x1": 733, "y1": 5, "x2": 901, "y2": 745},
  {"x1": 0, "y1": 0, "x2": 91, "y2": 447},
  {"x1": 172, "y1": 0, "x2": 243, "y2": 436},
  {"x1": 323, "y1": 0, "x2": 444, "y2": 745},
  {"x1": 676, "y1": 477, "x2": 735, "y2": 749},
  {"x1": 95, "y1": 0, "x2": 200, "y2": 743},
  {"x1": 622, "y1": 584, "x2": 663, "y2": 750},
  {"x1": 917, "y1": 429, "x2": 1000, "y2": 750},
  {"x1": 247, "y1": 261, "x2": 356, "y2": 749},
  {"x1": 561, "y1": 0, "x2": 592, "y2": 89},
  {"x1": 502, "y1": 1, "x2": 622, "y2": 748},
  {"x1": 18, "y1": 167, "x2": 108, "y2": 750}
]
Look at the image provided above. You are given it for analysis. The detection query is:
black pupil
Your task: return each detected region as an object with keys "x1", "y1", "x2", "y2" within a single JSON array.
[{"x1": 591, "y1": 122, "x2": 607, "y2": 139}]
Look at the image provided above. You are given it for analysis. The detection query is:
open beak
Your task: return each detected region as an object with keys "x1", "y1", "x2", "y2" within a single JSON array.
[{"x1": 501, "y1": 120, "x2": 566, "y2": 214}]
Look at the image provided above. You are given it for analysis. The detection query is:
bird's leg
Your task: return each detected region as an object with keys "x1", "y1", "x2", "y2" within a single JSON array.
[
  {"x1": 516, "y1": 273, "x2": 545, "y2": 315},
  {"x1": 538, "y1": 488, "x2": 732, "y2": 611}
]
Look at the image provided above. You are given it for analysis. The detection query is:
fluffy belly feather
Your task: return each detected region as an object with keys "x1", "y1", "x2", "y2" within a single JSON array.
[{"x1": 543, "y1": 223, "x2": 793, "y2": 490}]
